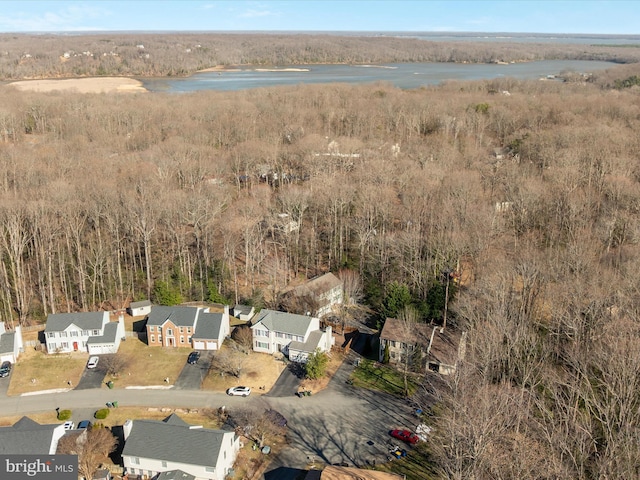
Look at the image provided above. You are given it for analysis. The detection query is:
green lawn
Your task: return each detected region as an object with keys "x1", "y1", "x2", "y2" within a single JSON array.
[{"x1": 350, "y1": 359, "x2": 419, "y2": 397}]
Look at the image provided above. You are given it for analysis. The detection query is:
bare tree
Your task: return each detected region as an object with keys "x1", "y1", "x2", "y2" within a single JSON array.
[
  {"x1": 57, "y1": 426, "x2": 117, "y2": 480},
  {"x1": 231, "y1": 326, "x2": 253, "y2": 354}
]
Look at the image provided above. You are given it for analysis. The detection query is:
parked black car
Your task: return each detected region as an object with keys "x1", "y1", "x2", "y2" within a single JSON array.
[
  {"x1": 187, "y1": 351, "x2": 201, "y2": 365},
  {"x1": 0, "y1": 361, "x2": 11, "y2": 378}
]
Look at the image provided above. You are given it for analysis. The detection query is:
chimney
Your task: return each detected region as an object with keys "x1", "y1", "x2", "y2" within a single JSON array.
[{"x1": 123, "y1": 419, "x2": 133, "y2": 440}]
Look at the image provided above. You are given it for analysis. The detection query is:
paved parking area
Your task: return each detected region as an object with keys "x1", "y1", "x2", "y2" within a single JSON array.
[
  {"x1": 75, "y1": 356, "x2": 109, "y2": 390},
  {"x1": 266, "y1": 363, "x2": 302, "y2": 398},
  {"x1": 173, "y1": 351, "x2": 214, "y2": 390}
]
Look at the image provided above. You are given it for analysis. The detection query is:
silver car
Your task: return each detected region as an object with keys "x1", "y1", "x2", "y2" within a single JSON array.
[{"x1": 226, "y1": 386, "x2": 251, "y2": 397}]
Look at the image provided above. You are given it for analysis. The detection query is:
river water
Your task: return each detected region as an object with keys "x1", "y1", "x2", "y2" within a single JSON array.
[{"x1": 141, "y1": 60, "x2": 618, "y2": 93}]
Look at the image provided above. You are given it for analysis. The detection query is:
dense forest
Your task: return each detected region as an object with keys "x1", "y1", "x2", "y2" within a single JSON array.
[
  {"x1": 2, "y1": 33, "x2": 640, "y2": 478},
  {"x1": 1, "y1": 32, "x2": 640, "y2": 79}
]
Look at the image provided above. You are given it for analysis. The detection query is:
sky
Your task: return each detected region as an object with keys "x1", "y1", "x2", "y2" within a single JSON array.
[{"x1": 0, "y1": 1, "x2": 638, "y2": 35}]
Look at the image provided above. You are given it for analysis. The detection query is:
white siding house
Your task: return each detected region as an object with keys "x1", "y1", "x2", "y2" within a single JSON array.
[
  {"x1": 122, "y1": 414, "x2": 239, "y2": 480},
  {"x1": 44, "y1": 311, "x2": 124, "y2": 354},
  {"x1": 0, "y1": 322, "x2": 23, "y2": 364},
  {"x1": 251, "y1": 309, "x2": 334, "y2": 362}
]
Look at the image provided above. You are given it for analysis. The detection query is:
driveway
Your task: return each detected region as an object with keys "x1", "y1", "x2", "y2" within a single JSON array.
[
  {"x1": 173, "y1": 351, "x2": 214, "y2": 390},
  {"x1": 265, "y1": 363, "x2": 302, "y2": 398},
  {"x1": 0, "y1": 372, "x2": 11, "y2": 396},
  {"x1": 75, "y1": 356, "x2": 109, "y2": 390}
]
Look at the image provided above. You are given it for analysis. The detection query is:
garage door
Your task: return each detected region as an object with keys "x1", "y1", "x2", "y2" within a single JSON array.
[
  {"x1": 193, "y1": 341, "x2": 205, "y2": 350},
  {"x1": 205, "y1": 341, "x2": 217, "y2": 350}
]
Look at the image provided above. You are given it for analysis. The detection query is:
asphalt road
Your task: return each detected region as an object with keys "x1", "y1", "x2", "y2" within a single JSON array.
[{"x1": 0, "y1": 351, "x2": 419, "y2": 476}]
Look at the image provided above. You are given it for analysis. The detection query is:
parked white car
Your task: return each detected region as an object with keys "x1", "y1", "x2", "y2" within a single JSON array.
[
  {"x1": 87, "y1": 356, "x2": 99, "y2": 369},
  {"x1": 63, "y1": 421, "x2": 75, "y2": 430},
  {"x1": 226, "y1": 386, "x2": 251, "y2": 397}
]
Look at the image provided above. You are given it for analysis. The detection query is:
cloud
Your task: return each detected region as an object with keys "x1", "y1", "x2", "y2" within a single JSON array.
[{"x1": 0, "y1": 4, "x2": 111, "y2": 32}]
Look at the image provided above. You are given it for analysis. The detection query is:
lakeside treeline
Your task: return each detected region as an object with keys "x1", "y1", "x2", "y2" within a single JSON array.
[
  {"x1": 1, "y1": 32, "x2": 639, "y2": 79},
  {"x1": 1, "y1": 46, "x2": 640, "y2": 477}
]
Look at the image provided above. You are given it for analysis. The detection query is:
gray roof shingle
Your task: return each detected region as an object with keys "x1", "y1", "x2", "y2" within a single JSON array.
[
  {"x1": 192, "y1": 313, "x2": 223, "y2": 340},
  {"x1": 156, "y1": 470, "x2": 196, "y2": 480},
  {"x1": 122, "y1": 417, "x2": 231, "y2": 468},
  {"x1": 44, "y1": 312, "x2": 107, "y2": 332},
  {"x1": 86, "y1": 322, "x2": 118, "y2": 344},
  {"x1": 0, "y1": 332, "x2": 15, "y2": 355},
  {"x1": 0, "y1": 417, "x2": 59, "y2": 454},
  {"x1": 146, "y1": 306, "x2": 200, "y2": 328},
  {"x1": 130, "y1": 300, "x2": 152, "y2": 309},
  {"x1": 289, "y1": 330, "x2": 324, "y2": 354},
  {"x1": 251, "y1": 309, "x2": 313, "y2": 337}
]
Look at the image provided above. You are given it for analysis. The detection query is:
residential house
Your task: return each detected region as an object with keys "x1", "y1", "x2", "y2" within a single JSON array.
[
  {"x1": 290, "y1": 273, "x2": 343, "y2": 317},
  {"x1": 0, "y1": 416, "x2": 67, "y2": 455},
  {"x1": 427, "y1": 329, "x2": 467, "y2": 376},
  {"x1": 191, "y1": 306, "x2": 231, "y2": 350},
  {"x1": 128, "y1": 300, "x2": 152, "y2": 317},
  {"x1": 231, "y1": 304, "x2": 255, "y2": 322},
  {"x1": 146, "y1": 306, "x2": 207, "y2": 348},
  {"x1": 44, "y1": 312, "x2": 124, "y2": 355},
  {"x1": 378, "y1": 317, "x2": 430, "y2": 367},
  {"x1": 121, "y1": 414, "x2": 240, "y2": 480},
  {"x1": 251, "y1": 309, "x2": 334, "y2": 362},
  {"x1": 0, "y1": 322, "x2": 23, "y2": 364},
  {"x1": 93, "y1": 469, "x2": 112, "y2": 480}
]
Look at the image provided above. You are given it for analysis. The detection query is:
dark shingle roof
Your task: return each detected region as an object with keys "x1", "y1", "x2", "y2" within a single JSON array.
[
  {"x1": 86, "y1": 322, "x2": 118, "y2": 345},
  {"x1": 44, "y1": 312, "x2": 107, "y2": 332},
  {"x1": 122, "y1": 417, "x2": 231, "y2": 468},
  {"x1": 0, "y1": 332, "x2": 15, "y2": 355},
  {"x1": 146, "y1": 306, "x2": 200, "y2": 328},
  {"x1": 0, "y1": 416, "x2": 59, "y2": 454},
  {"x1": 156, "y1": 470, "x2": 196, "y2": 480},
  {"x1": 192, "y1": 313, "x2": 223, "y2": 340},
  {"x1": 251, "y1": 309, "x2": 313, "y2": 337},
  {"x1": 232, "y1": 304, "x2": 253, "y2": 316}
]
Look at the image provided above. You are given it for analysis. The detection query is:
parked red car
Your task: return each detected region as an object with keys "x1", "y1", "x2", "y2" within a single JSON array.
[{"x1": 389, "y1": 429, "x2": 420, "y2": 445}]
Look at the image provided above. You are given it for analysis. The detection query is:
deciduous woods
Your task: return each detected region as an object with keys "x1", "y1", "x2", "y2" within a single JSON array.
[{"x1": 1, "y1": 64, "x2": 640, "y2": 477}]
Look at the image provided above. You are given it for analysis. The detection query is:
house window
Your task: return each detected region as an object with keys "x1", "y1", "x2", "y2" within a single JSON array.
[
  {"x1": 70, "y1": 331, "x2": 78, "y2": 337},
  {"x1": 187, "y1": 327, "x2": 191, "y2": 333},
  {"x1": 256, "y1": 341, "x2": 268, "y2": 349},
  {"x1": 48, "y1": 342, "x2": 56, "y2": 350},
  {"x1": 83, "y1": 330, "x2": 90, "y2": 336},
  {"x1": 158, "y1": 335, "x2": 162, "y2": 343},
  {"x1": 92, "y1": 330, "x2": 99, "y2": 336},
  {"x1": 167, "y1": 328, "x2": 173, "y2": 336},
  {"x1": 150, "y1": 335, "x2": 155, "y2": 343},
  {"x1": 60, "y1": 331, "x2": 67, "y2": 337},
  {"x1": 161, "y1": 461, "x2": 167, "y2": 468},
  {"x1": 205, "y1": 467, "x2": 215, "y2": 473},
  {"x1": 179, "y1": 327, "x2": 184, "y2": 333},
  {"x1": 180, "y1": 337, "x2": 185, "y2": 343},
  {"x1": 286, "y1": 334, "x2": 292, "y2": 340},
  {"x1": 132, "y1": 457, "x2": 140, "y2": 465},
  {"x1": 47, "y1": 332, "x2": 56, "y2": 338},
  {"x1": 149, "y1": 326, "x2": 154, "y2": 332},
  {"x1": 60, "y1": 342, "x2": 69, "y2": 349}
]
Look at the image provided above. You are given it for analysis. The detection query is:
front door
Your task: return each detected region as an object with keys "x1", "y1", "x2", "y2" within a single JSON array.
[{"x1": 73, "y1": 342, "x2": 78, "y2": 351}]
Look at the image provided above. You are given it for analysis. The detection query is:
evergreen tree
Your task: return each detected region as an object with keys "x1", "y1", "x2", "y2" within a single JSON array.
[{"x1": 304, "y1": 349, "x2": 329, "y2": 380}]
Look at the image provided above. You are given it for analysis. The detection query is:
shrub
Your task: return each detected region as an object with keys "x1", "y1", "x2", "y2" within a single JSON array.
[
  {"x1": 57, "y1": 409, "x2": 72, "y2": 421},
  {"x1": 94, "y1": 408, "x2": 110, "y2": 420}
]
